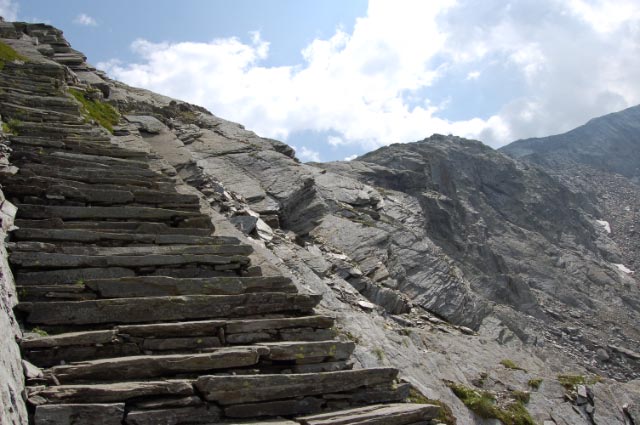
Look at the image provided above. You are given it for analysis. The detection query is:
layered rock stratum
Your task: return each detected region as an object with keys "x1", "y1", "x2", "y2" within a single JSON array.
[{"x1": 0, "y1": 19, "x2": 638, "y2": 425}]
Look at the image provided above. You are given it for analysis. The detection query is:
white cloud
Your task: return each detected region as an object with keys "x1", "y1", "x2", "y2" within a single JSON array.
[
  {"x1": 100, "y1": 0, "x2": 640, "y2": 153},
  {"x1": 74, "y1": 13, "x2": 97, "y2": 26},
  {"x1": 0, "y1": 0, "x2": 18, "y2": 21},
  {"x1": 466, "y1": 70, "x2": 481, "y2": 80},
  {"x1": 294, "y1": 146, "x2": 321, "y2": 162},
  {"x1": 344, "y1": 154, "x2": 358, "y2": 161}
]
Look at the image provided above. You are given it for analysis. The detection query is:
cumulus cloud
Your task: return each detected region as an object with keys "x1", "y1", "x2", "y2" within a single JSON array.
[
  {"x1": 100, "y1": 0, "x2": 640, "y2": 153},
  {"x1": 294, "y1": 146, "x2": 321, "y2": 162},
  {"x1": 0, "y1": 0, "x2": 18, "y2": 21},
  {"x1": 74, "y1": 13, "x2": 97, "y2": 26}
]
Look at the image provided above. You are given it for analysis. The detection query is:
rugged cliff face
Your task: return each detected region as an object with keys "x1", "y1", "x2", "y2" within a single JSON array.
[{"x1": 0, "y1": 19, "x2": 639, "y2": 425}]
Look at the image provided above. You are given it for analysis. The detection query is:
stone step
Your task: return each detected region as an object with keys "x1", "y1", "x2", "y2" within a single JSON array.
[
  {"x1": 259, "y1": 340, "x2": 355, "y2": 363},
  {"x1": 0, "y1": 102, "x2": 85, "y2": 124},
  {"x1": 10, "y1": 251, "x2": 250, "y2": 270},
  {"x1": 0, "y1": 91, "x2": 80, "y2": 114},
  {"x1": 14, "y1": 149, "x2": 152, "y2": 170},
  {"x1": 14, "y1": 204, "x2": 206, "y2": 222},
  {"x1": 13, "y1": 161, "x2": 163, "y2": 180},
  {"x1": 58, "y1": 244, "x2": 252, "y2": 257},
  {"x1": 47, "y1": 347, "x2": 265, "y2": 383},
  {"x1": 8, "y1": 121, "x2": 108, "y2": 139},
  {"x1": 8, "y1": 135, "x2": 148, "y2": 158},
  {"x1": 16, "y1": 267, "x2": 136, "y2": 286},
  {"x1": 11, "y1": 228, "x2": 226, "y2": 246},
  {"x1": 17, "y1": 276, "x2": 294, "y2": 301},
  {"x1": 13, "y1": 164, "x2": 167, "y2": 188},
  {"x1": 28, "y1": 380, "x2": 195, "y2": 404},
  {"x1": 296, "y1": 403, "x2": 440, "y2": 425},
  {"x1": 18, "y1": 293, "x2": 322, "y2": 325},
  {"x1": 22, "y1": 316, "x2": 335, "y2": 367},
  {"x1": 195, "y1": 368, "x2": 399, "y2": 405},
  {"x1": 15, "y1": 219, "x2": 216, "y2": 237},
  {"x1": 123, "y1": 404, "x2": 221, "y2": 425},
  {"x1": 33, "y1": 404, "x2": 125, "y2": 425}
]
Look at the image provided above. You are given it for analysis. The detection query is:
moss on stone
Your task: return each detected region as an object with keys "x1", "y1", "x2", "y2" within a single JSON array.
[
  {"x1": 407, "y1": 387, "x2": 456, "y2": 425},
  {"x1": 557, "y1": 374, "x2": 601, "y2": 390},
  {"x1": 0, "y1": 41, "x2": 27, "y2": 69},
  {"x1": 447, "y1": 382, "x2": 535, "y2": 425},
  {"x1": 69, "y1": 88, "x2": 120, "y2": 132},
  {"x1": 500, "y1": 359, "x2": 527, "y2": 372},
  {"x1": 527, "y1": 378, "x2": 543, "y2": 390}
]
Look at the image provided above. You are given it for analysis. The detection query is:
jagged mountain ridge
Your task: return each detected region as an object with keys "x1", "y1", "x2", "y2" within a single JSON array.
[{"x1": 0, "y1": 19, "x2": 639, "y2": 425}]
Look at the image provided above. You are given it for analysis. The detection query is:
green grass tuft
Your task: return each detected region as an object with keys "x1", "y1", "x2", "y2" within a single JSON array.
[
  {"x1": 31, "y1": 327, "x2": 48, "y2": 337},
  {"x1": 447, "y1": 382, "x2": 535, "y2": 425},
  {"x1": 69, "y1": 88, "x2": 120, "y2": 133},
  {"x1": 557, "y1": 374, "x2": 601, "y2": 390},
  {"x1": 527, "y1": 378, "x2": 543, "y2": 390},
  {"x1": 408, "y1": 387, "x2": 456, "y2": 425},
  {"x1": 0, "y1": 41, "x2": 27, "y2": 69},
  {"x1": 500, "y1": 359, "x2": 527, "y2": 372}
]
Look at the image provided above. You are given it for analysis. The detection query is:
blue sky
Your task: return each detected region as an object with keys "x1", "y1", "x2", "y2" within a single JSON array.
[{"x1": 3, "y1": 0, "x2": 640, "y2": 162}]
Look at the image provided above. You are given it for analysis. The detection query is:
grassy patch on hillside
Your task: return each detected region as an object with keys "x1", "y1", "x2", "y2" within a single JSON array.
[
  {"x1": 557, "y1": 374, "x2": 602, "y2": 390},
  {"x1": 500, "y1": 359, "x2": 528, "y2": 372},
  {"x1": 408, "y1": 387, "x2": 456, "y2": 425},
  {"x1": 527, "y1": 378, "x2": 543, "y2": 390},
  {"x1": 69, "y1": 88, "x2": 119, "y2": 132},
  {"x1": 447, "y1": 382, "x2": 535, "y2": 425},
  {"x1": 0, "y1": 41, "x2": 27, "y2": 69}
]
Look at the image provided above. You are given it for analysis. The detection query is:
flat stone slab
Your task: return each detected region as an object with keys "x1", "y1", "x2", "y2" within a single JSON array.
[
  {"x1": 34, "y1": 403, "x2": 124, "y2": 425},
  {"x1": 10, "y1": 251, "x2": 249, "y2": 268},
  {"x1": 30, "y1": 380, "x2": 194, "y2": 404},
  {"x1": 15, "y1": 204, "x2": 202, "y2": 220},
  {"x1": 224, "y1": 397, "x2": 323, "y2": 418},
  {"x1": 225, "y1": 315, "x2": 335, "y2": 334},
  {"x1": 16, "y1": 267, "x2": 136, "y2": 286},
  {"x1": 58, "y1": 244, "x2": 253, "y2": 257},
  {"x1": 49, "y1": 347, "x2": 263, "y2": 382},
  {"x1": 13, "y1": 228, "x2": 225, "y2": 245},
  {"x1": 15, "y1": 219, "x2": 216, "y2": 236},
  {"x1": 85, "y1": 276, "x2": 295, "y2": 298},
  {"x1": 195, "y1": 368, "x2": 398, "y2": 405},
  {"x1": 125, "y1": 404, "x2": 221, "y2": 425},
  {"x1": 261, "y1": 340, "x2": 355, "y2": 362},
  {"x1": 296, "y1": 403, "x2": 441, "y2": 425},
  {"x1": 20, "y1": 293, "x2": 322, "y2": 325},
  {"x1": 21, "y1": 329, "x2": 116, "y2": 349}
]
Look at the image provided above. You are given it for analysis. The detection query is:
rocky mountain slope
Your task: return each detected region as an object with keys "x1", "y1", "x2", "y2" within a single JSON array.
[
  {"x1": 501, "y1": 106, "x2": 640, "y2": 272},
  {"x1": 0, "y1": 19, "x2": 638, "y2": 425}
]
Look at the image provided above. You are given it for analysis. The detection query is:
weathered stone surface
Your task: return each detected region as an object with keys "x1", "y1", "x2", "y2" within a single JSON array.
[
  {"x1": 195, "y1": 368, "x2": 398, "y2": 404},
  {"x1": 34, "y1": 403, "x2": 124, "y2": 425},
  {"x1": 15, "y1": 204, "x2": 203, "y2": 221},
  {"x1": 49, "y1": 348, "x2": 262, "y2": 382},
  {"x1": 296, "y1": 403, "x2": 440, "y2": 425},
  {"x1": 16, "y1": 267, "x2": 136, "y2": 285},
  {"x1": 85, "y1": 276, "x2": 294, "y2": 298},
  {"x1": 225, "y1": 315, "x2": 335, "y2": 333},
  {"x1": 15, "y1": 219, "x2": 216, "y2": 236},
  {"x1": 25, "y1": 342, "x2": 141, "y2": 369},
  {"x1": 21, "y1": 329, "x2": 116, "y2": 349},
  {"x1": 10, "y1": 251, "x2": 249, "y2": 268},
  {"x1": 117, "y1": 320, "x2": 226, "y2": 338},
  {"x1": 261, "y1": 341, "x2": 355, "y2": 362},
  {"x1": 224, "y1": 397, "x2": 324, "y2": 418},
  {"x1": 141, "y1": 336, "x2": 221, "y2": 351},
  {"x1": 31, "y1": 380, "x2": 194, "y2": 403},
  {"x1": 13, "y1": 228, "x2": 223, "y2": 245},
  {"x1": 125, "y1": 115, "x2": 166, "y2": 133},
  {"x1": 132, "y1": 395, "x2": 202, "y2": 409},
  {"x1": 22, "y1": 293, "x2": 322, "y2": 325},
  {"x1": 125, "y1": 404, "x2": 221, "y2": 425}
]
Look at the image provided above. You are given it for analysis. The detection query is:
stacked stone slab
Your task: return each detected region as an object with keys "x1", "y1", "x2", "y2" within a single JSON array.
[{"x1": 0, "y1": 22, "x2": 439, "y2": 424}]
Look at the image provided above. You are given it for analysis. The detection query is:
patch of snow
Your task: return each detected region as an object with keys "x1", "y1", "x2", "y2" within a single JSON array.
[
  {"x1": 614, "y1": 263, "x2": 634, "y2": 274},
  {"x1": 596, "y1": 219, "x2": 611, "y2": 234}
]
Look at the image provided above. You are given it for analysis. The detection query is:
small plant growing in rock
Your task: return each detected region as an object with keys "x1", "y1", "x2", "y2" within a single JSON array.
[
  {"x1": 527, "y1": 378, "x2": 543, "y2": 390},
  {"x1": 31, "y1": 327, "x2": 48, "y2": 337},
  {"x1": 500, "y1": 359, "x2": 527, "y2": 372},
  {"x1": 557, "y1": 374, "x2": 601, "y2": 390},
  {"x1": 372, "y1": 347, "x2": 385, "y2": 361},
  {"x1": 407, "y1": 387, "x2": 457, "y2": 425},
  {"x1": 0, "y1": 41, "x2": 28, "y2": 69},
  {"x1": 446, "y1": 381, "x2": 535, "y2": 425},
  {"x1": 69, "y1": 88, "x2": 120, "y2": 133}
]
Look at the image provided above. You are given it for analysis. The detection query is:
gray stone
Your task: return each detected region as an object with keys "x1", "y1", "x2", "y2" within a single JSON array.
[
  {"x1": 195, "y1": 368, "x2": 398, "y2": 404},
  {"x1": 85, "y1": 275, "x2": 293, "y2": 298},
  {"x1": 21, "y1": 330, "x2": 116, "y2": 349},
  {"x1": 125, "y1": 115, "x2": 166, "y2": 134},
  {"x1": 125, "y1": 404, "x2": 221, "y2": 425},
  {"x1": 22, "y1": 293, "x2": 322, "y2": 325},
  {"x1": 31, "y1": 380, "x2": 194, "y2": 403},
  {"x1": 262, "y1": 341, "x2": 355, "y2": 362},
  {"x1": 296, "y1": 403, "x2": 440, "y2": 425},
  {"x1": 34, "y1": 403, "x2": 124, "y2": 425},
  {"x1": 49, "y1": 348, "x2": 263, "y2": 382},
  {"x1": 224, "y1": 397, "x2": 324, "y2": 418}
]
